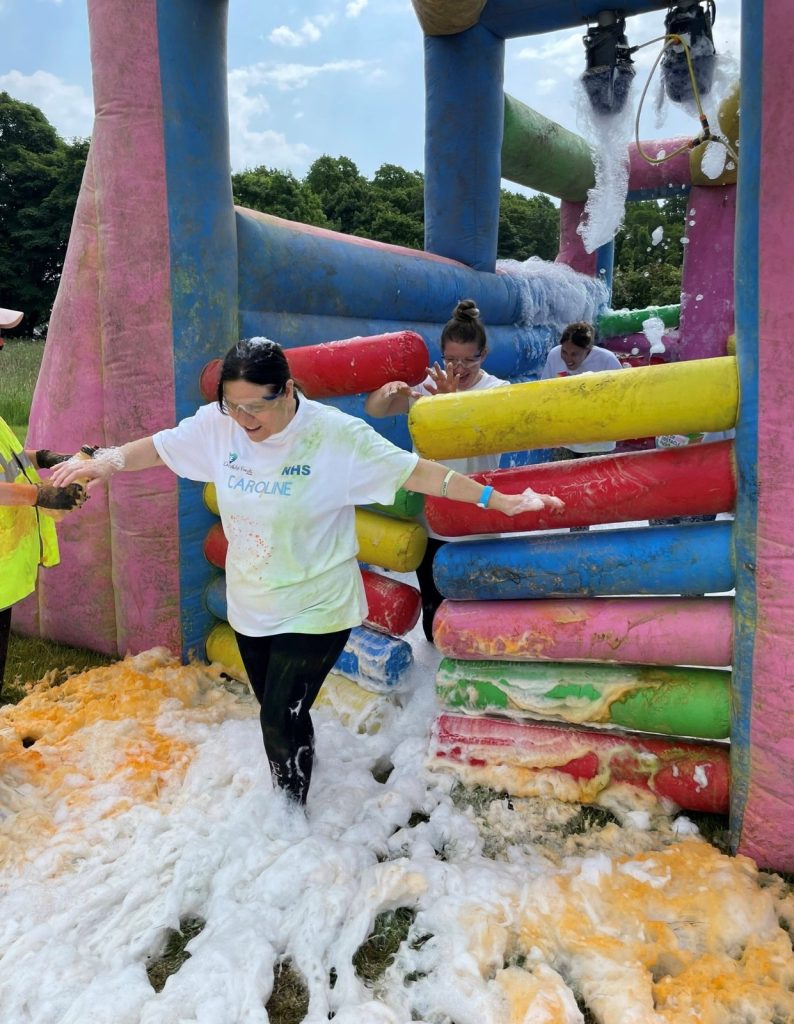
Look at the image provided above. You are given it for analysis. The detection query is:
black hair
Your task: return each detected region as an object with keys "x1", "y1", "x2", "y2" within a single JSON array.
[
  {"x1": 560, "y1": 321, "x2": 596, "y2": 350},
  {"x1": 217, "y1": 338, "x2": 291, "y2": 412},
  {"x1": 440, "y1": 299, "x2": 488, "y2": 352}
]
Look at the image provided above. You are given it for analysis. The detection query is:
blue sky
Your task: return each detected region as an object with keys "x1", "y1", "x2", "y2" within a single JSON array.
[{"x1": 1, "y1": 0, "x2": 741, "y2": 183}]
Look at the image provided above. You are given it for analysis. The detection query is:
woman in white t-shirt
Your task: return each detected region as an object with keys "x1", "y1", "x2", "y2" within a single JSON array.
[
  {"x1": 540, "y1": 320, "x2": 624, "y2": 460},
  {"x1": 53, "y1": 338, "x2": 563, "y2": 808},
  {"x1": 365, "y1": 300, "x2": 508, "y2": 641}
]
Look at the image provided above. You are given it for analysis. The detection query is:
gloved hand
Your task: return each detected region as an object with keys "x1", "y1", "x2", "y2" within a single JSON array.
[
  {"x1": 34, "y1": 483, "x2": 88, "y2": 511},
  {"x1": 36, "y1": 445, "x2": 99, "y2": 469}
]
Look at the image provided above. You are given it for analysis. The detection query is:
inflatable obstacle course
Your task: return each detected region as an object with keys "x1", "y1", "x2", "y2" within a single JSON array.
[{"x1": 17, "y1": 0, "x2": 794, "y2": 869}]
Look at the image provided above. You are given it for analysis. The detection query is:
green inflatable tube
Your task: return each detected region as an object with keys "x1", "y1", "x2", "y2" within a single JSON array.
[
  {"x1": 501, "y1": 94, "x2": 595, "y2": 202},
  {"x1": 598, "y1": 304, "x2": 681, "y2": 338},
  {"x1": 369, "y1": 487, "x2": 424, "y2": 520},
  {"x1": 436, "y1": 658, "x2": 730, "y2": 739}
]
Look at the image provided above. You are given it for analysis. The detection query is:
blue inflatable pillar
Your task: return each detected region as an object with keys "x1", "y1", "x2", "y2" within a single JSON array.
[{"x1": 423, "y1": 24, "x2": 504, "y2": 271}]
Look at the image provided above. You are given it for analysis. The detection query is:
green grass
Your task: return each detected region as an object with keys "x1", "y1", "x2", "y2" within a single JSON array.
[
  {"x1": 0, "y1": 337, "x2": 44, "y2": 436},
  {"x1": 2, "y1": 633, "x2": 115, "y2": 704},
  {"x1": 146, "y1": 917, "x2": 206, "y2": 994}
]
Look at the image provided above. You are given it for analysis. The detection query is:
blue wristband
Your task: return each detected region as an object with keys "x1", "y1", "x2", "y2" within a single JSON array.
[{"x1": 477, "y1": 485, "x2": 494, "y2": 509}]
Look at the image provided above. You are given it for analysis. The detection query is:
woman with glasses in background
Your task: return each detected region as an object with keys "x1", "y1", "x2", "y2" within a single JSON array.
[
  {"x1": 365, "y1": 300, "x2": 509, "y2": 641},
  {"x1": 53, "y1": 336, "x2": 561, "y2": 810}
]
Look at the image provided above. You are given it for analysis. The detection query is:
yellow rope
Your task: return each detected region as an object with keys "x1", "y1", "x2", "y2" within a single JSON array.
[{"x1": 633, "y1": 33, "x2": 739, "y2": 168}]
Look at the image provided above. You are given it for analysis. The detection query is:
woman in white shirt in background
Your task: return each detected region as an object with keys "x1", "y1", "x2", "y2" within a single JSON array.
[
  {"x1": 365, "y1": 300, "x2": 509, "y2": 642},
  {"x1": 53, "y1": 337, "x2": 563, "y2": 809},
  {"x1": 540, "y1": 320, "x2": 624, "y2": 462}
]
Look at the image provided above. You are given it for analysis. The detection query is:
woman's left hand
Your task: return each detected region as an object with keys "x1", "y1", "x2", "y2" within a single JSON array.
[{"x1": 498, "y1": 488, "x2": 566, "y2": 517}]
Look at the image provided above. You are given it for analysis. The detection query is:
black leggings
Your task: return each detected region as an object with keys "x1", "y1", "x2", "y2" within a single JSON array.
[
  {"x1": 234, "y1": 627, "x2": 351, "y2": 805},
  {"x1": 0, "y1": 606, "x2": 11, "y2": 699}
]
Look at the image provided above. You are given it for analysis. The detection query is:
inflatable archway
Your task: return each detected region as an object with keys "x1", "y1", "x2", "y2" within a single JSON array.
[{"x1": 16, "y1": 0, "x2": 794, "y2": 872}]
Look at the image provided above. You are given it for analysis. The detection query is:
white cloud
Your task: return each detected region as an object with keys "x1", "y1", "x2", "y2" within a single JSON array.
[
  {"x1": 231, "y1": 59, "x2": 374, "y2": 93},
  {"x1": 268, "y1": 14, "x2": 335, "y2": 47},
  {"x1": 536, "y1": 78, "x2": 557, "y2": 95},
  {"x1": 516, "y1": 31, "x2": 582, "y2": 65},
  {"x1": 0, "y1": 69, "x2": 93, "y2": 140},
  {"x1": 227, "y1": 58, "x2": 378, "y2": 172},
  {"x1": 229, "y1": 124, "x2": 312, "y2": 175},
  {"x1": 346, "y1": 0, "x2": 369, "y2": 17}
]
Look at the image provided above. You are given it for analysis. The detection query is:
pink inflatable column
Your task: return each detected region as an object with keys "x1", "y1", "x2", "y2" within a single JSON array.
[
  {"x1": 678, "y1": 185, "x2": 736, "y2": 359},
  {"x1": 19, "y1": 0, "x2": 186, "y2": 655}
]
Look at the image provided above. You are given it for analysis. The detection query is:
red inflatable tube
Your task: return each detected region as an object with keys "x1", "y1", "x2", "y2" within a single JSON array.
[
  {"x1": 203, "y1": 522, "x2": 228, "y2": 569},
  {"x1": 430, "y1": 713, "x2": 730, "y2": 814},
  {"x1": 362, "y1": 569, "x2": 422, "y2": 636},
  {"x1": 199, "y1": 330, "x2": 429, "y2": 402},
  {"x1": 425, "y1": 441, "x2": 735, "y2": 536},
  {"x1": 199, "y1": 360, "x2": 223, "y2": 403}
]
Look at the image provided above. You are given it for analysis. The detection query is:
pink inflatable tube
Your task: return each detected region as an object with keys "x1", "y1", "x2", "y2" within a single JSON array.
[
  {"x1": 433, "y1": 597, "x2": 733, "y2": 667},
  {"x1": 627, "y1": 137, "x2": 692, "y2": 192}
]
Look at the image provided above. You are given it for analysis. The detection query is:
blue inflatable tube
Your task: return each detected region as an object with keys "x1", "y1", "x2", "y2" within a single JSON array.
[
  {"x1": 433, "y1": 521, "x2": 734, "y2": 600},
  {"x1": 479, "y1": 0, "x2": 670, "y2": 39},
  {"x1": 205, "y1": 574, "x2": 228, "y2": 621},
  {"x1": 236, "y1": 208, "x2": 522, "y2": 323},
  {"x1": 332, "y1": 626, "x2": 414, "y2": 692}
]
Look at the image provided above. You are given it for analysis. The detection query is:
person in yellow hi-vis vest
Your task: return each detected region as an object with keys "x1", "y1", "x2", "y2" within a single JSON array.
[{"x1": 0, "y1": 308, "x2": 88, "y2": 696}]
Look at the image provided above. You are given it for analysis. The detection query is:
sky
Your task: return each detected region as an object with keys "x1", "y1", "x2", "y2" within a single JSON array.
[{"x1": 0, "y1": 0, "x2": 741, "y2": 185}]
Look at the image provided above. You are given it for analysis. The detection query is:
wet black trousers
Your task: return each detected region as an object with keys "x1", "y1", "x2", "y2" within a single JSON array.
[
  {"x1": 234, "y1": 627, "x2": 351, "y2": 805},
  {"x1": 0, "y1": 606, "x2": 11, "y2": 697}
]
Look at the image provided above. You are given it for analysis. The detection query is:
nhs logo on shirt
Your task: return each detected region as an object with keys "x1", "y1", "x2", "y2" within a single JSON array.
[{"x1": 281, "y1": 464, "x2": 311, "y2": 476}]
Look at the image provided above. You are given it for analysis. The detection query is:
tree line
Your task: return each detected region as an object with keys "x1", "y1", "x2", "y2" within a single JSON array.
[{"x1": 1, "y1": 92, "x2": 686, "y2": 336}]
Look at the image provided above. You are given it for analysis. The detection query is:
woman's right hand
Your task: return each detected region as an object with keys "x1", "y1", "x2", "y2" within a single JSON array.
[
  {"x1": 50, "y1": 447, "x2": 125, "y2": 487},
  {"x1": 381, "y1": 381, "x2": 421, "y2": 400}
]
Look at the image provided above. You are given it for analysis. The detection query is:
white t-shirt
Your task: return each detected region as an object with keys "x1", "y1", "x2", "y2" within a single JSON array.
[
  {"x1": 540, "y1": 345, "x2": 624, "y2": 454},
  {"x1": 153, "y1": 399, "x2": 419, "y2": 636},
  {"x1": 413, "y1": 369, "x2": 508, "y2": 474}
]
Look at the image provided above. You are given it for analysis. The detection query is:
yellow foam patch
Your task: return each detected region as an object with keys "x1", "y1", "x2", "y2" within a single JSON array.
[
  {"x1": 0, "y1": 649, "x2": 251, "y2": 869},
  {"x1": 511, "y1": 841, "x2": 794, "y2": 1023}
]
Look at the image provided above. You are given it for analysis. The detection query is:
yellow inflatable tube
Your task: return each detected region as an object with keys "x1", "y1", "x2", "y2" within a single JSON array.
[
  {"x1": 409, "y1": 356, "x2": 738, "y2": 461},
  {"x1": 355, "y1": 508, "x2": 427, "y2": 572},
  {"x1": 204, "y1": 482, "x2": 219, "y2": 515}
]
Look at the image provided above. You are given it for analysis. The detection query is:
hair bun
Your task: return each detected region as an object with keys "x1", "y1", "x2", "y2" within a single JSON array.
[{"x1": 454, "y1": 299, "x2": 480, "y2": 321}]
